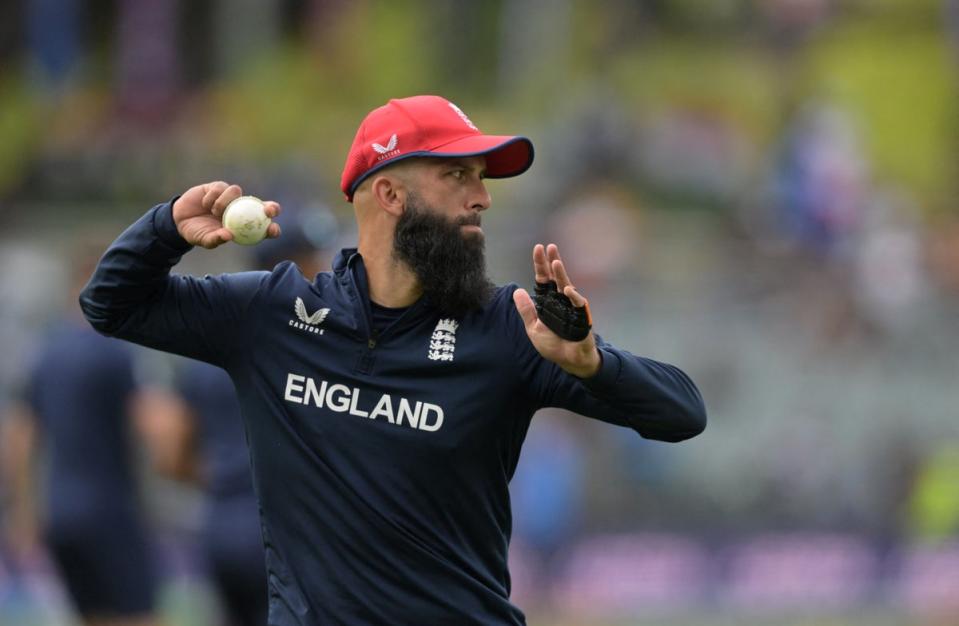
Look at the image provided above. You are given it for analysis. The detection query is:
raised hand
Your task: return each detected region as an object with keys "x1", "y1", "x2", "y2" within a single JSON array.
[
  {"x1": 512, "y1": 243, "x2": 601, "y2": 378},
  {"x1": 172, "y1": 182, "x2": 282, "y2": 249}
]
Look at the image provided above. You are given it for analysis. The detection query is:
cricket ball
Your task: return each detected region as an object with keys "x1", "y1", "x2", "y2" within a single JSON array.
[{"x1": 222, "y1": 195, "x2": 271, "y2": 246}]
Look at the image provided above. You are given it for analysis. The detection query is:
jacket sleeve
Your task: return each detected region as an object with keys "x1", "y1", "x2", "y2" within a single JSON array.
[
  {"x1": 79, "y1": 200, "x2": 269, "y2": 367},
  {"x1": 505, "y1": 285, "x2": 706, "y2": 443}
]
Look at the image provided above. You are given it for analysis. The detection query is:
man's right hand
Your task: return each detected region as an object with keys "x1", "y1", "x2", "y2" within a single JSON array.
[{"x1": 173, "y1": 181, "x2": 282, "y2": 249}]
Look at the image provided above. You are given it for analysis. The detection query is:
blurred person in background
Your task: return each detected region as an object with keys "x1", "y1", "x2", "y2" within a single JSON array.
[
  {"x1": 78, "y1": 95, "x2": 706, "y2": 625},
  {"x1": 0, "y1": 244, "x2": 162, "y2": 626},
  {"x1": 137, "y1": 208, "x2": 337, "y2": 626},
  {"x1": 772, "y1": 101, "x2": 867, "y2": 259}
]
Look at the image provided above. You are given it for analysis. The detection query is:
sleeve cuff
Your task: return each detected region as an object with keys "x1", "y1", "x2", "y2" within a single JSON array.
[
  {"x1": 580, "y1": 346, "x2": 621, "y2": 393},
  {"x1": 152, "y1": 197, "x2": 193, "y2": 252}
]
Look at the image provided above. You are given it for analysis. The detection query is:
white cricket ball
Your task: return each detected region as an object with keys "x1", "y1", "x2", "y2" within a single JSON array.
[{"x1": 222, "y1": 195, "x2": 271, "y2": 246}]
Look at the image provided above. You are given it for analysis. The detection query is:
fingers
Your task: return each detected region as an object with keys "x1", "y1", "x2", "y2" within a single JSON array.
[
  {"x1": 533, "y1": 242, "x2": 575, "y2": 292},
  {"x1": 545, "y1": 244, "x2": 571, "y2": 289},
  {"x1": 533, "y1": 243, "x2": 575, "y2": 290},
  {"x1": 546, "y1": 243, "x2": 561, "y2": 265},
  {"x1": 564, "y1": 285, "x2": 586, "y2": 307},
  {"x1": 211, "y1": 184, "x2": 244, "y2": 218},
  {"x1": 531, "y1": 242, "x2": 590, "y2": 317},
  {"x1": 532, "y1": 244, "x2": 551, "y2": 284},
  {"x1": 512, "y1": 288, "x2": 538, "y2": 330},
  {"x1": 564, "y1": 285, "x2": 593, "y2": 325},
  {"x1": 263, "y1": 201, "x2": 282, "y2": 219},
  {"x1": 201, "y1": 181, "x2": 229, "y2": 213},
  {"x1": 197, "y1": 227, "x2": 234, "y2": 249},
  {"x1": 201, "y1": 181, "x2": 242, "y2": 219},
  {"x1": 552, "y1": 259, "x2": 573, "y2": 292},
  {"x1": 261, "y1": 201, "x2": 282, "y2": 239},
  {"x1": 199, "y1": 183, "x2": 283, "y2": 222}
]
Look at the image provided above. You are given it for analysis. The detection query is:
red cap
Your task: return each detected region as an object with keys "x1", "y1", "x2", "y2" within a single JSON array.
[{"x1": 340, "y1": 95, "x2": 534, "y2": 201}]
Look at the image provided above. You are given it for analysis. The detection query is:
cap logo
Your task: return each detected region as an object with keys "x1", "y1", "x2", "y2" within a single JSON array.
[
  {"x1": 448, "y1": 102, "x2": 478, "y2": 131},
  {"x1": 372, "y1": 134, "x2": 399, "y2": 160}
]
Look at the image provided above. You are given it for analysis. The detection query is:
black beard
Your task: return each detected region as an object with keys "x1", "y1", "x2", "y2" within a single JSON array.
[{"x1": 392, "y1": 194, "x2": 494, "y2": 318}]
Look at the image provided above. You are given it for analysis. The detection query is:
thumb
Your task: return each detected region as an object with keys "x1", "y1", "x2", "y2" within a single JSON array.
[{"x1": 512, "y1": 288, "x2": 538, "y2": 330}]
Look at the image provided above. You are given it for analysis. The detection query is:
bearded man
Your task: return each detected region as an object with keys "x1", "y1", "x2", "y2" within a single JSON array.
[{"x1": 80, "y1": 95, "x2": 706, "y2": 626}]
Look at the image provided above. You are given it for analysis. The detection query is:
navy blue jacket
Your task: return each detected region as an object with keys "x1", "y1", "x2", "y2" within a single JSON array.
[{"x1": 80, "y1": 201, "x2": 706, "y2": 625}]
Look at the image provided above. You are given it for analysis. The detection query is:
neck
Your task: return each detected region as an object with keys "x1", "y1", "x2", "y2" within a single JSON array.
[{"x1": 357, "y1": 237, "x2": 422, "y2": 308}]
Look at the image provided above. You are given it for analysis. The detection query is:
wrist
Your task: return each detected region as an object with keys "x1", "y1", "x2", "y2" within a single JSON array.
[
  {"x1": 569, "y1": 347, "x2": 602, "y2": 379},
  {"x1": 155, "y1": 198, "x2": 192, "y2": 250}
]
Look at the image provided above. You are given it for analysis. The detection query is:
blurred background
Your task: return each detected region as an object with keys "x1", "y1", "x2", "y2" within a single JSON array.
[{"x1": 1, "y1": 0, "x2": 958, "y2": 625}]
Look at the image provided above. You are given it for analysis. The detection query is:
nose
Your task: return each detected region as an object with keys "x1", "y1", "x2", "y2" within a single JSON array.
[{"x1": 470, "y1": 180, "x2": 491, "y2": 212}]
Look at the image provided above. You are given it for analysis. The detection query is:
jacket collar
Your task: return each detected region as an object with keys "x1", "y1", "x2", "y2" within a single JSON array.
[
  {"x1": 331, "y1": 248, "x2": 437, "y2": 339},
  {"x1": 332, "y1": 247, "x2": 358, "y2": 272}
]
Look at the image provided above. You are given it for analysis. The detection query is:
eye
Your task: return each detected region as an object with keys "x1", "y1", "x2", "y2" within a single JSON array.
[{"x1": 449, "y1": 169, "x2": 465, "y2": 180}]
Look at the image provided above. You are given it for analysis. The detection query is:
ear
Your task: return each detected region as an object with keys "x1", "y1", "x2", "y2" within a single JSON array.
[{"x1": 370, "y1": 174, "x2": 407, "y2": 218}]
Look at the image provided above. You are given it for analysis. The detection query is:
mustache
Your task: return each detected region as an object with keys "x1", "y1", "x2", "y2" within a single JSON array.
[{"x1": 454, "y1": 214, "x2": 481, "y2": 227}]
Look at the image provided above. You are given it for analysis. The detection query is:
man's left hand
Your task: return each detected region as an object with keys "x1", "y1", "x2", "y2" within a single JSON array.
[{"x1": 513, "y1": 243, "x2": 601, "y2": 378}]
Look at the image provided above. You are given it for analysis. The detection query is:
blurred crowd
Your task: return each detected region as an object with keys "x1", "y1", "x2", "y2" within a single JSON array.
[{"x1": 1, "y1": 0, "x2": 959, "y2": 624}]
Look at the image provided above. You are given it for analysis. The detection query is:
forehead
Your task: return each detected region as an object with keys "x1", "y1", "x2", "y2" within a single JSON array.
[{"x1": 413, "y1": 155, "x2": 487, "y2": 172}]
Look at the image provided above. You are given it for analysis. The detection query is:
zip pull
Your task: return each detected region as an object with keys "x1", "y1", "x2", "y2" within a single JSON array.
[{"x1": 355, "y1": 335, "x2": 377, "y2": 375}]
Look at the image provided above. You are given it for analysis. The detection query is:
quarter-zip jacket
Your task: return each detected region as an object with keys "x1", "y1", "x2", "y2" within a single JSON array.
[{"x1": 80, "y1": 200, "x2": 706, "y2": 626}]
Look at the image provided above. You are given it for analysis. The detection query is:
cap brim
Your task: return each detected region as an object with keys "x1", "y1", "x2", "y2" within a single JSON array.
[
  {"x1": 430, "y1": 135, "x2": 534, "y2": 179},
  {"x1": 347, "y1": 135, "x2": 534, "y2": 198}
]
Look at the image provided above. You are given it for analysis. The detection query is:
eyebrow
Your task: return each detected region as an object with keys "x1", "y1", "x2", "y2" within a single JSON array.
[{"x1": 436, "y1": 157, "x2": 487, "y2": 177}]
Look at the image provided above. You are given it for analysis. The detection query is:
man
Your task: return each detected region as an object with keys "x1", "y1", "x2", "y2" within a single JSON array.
[
  {"x1": 3, "y1": 247, "x2": 160, "y2": 626},
  {"x1": 80, "y1": 95, "x2": 706, "y2": 625}
]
